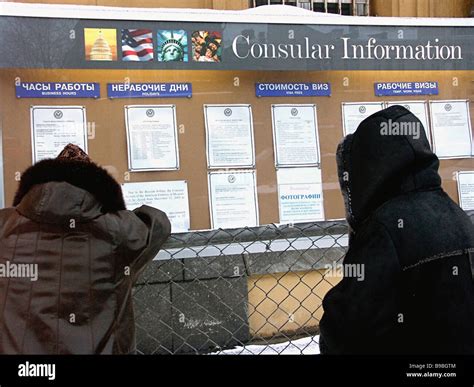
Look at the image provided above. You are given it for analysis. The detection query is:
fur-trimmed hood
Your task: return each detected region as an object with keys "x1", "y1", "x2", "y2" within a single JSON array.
[{"x1": 14, "y1": 158, "x2": 126, "y2": 213}]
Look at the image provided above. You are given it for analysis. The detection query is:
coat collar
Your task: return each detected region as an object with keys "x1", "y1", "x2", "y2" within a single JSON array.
[{"x1": 16, "y1": 181, "x2": 104, "y2": 224}]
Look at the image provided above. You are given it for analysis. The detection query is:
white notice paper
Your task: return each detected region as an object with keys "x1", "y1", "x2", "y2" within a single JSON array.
[
  {"x1": 457, "y1": 171, "x2": 474, "y2": 211},
  {"x1": 208, "y1": 170, "x2": 259, "y2": 229},
  {"x1": 30, "y1": 106, "x2": 88, "y2": 163},
  {"x1": 271, "y1": 104, "x2": 320, "y2": 167},
  {"x1": 122, "y1": 180, "x2": 190, "y2": 232},
  {"x1": 385, "y1": 101, "x2": 432, "y2": 145},
  {"x1": 204, "y1": 104, "x2": 255, "y2": 168},
  {"x1": 429, "y1": 100, "x2": 473, "y2": 159},
  {"x1": 341, "y1": 102, "x2": 385, "y2": 136},
  {"x1": 277, "y1": 167, "x2": 325, "y2": 223},
  {"x1": 125, "y1": 105, "x2": 179, "y2": 171}
]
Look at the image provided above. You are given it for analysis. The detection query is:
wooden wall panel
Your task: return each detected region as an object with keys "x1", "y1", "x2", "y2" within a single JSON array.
[
  {"x1": 372, "y1": 0, "x2": 473, "y2": 17},
  {"x1": 214, "y1": 0, "x2": 249, "y2": 10},
  {"x1": 7, "y1": 0, "x2": 473, "y2": 15},
  {"x1": 5, "y1": 0, "x2": 249, "y2": 10}
]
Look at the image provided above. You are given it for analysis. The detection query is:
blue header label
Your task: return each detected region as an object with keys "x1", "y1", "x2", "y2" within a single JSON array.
[
  {"x1": 256, "y1": 83, "x2": 331, "y2": 97},
  {"x1": 16, "y1": 82, "x2": 100, "y2": 98},
  {"x1": 374, "y1": 82, "x2": 439, "y2": 96},
  {"x1": 107, "y1": 83, "x2": 192, "y2": 98}
]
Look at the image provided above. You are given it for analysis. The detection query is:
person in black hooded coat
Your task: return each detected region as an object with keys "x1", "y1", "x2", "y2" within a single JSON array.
[{"x1": 319, "y1": 105, "x2": 474, "y2": 354}]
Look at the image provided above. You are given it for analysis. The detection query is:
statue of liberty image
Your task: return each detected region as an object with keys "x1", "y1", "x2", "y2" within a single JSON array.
[{"x1": 157, "y1": 30, "x2": 188, "y2": 62}]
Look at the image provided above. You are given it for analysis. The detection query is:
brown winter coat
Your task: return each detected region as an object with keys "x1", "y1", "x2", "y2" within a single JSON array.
[{"x1": 0, "y1": 158, "x2": 171, "y2": 354}]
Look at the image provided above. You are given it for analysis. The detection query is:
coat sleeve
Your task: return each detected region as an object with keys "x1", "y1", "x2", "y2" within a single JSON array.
[
  {"x1": 117, "y1": 205, "x2": 171, "y2": 279},
  {"x1": 319, "y1": 222, "x2": 401, "y2": 354}
]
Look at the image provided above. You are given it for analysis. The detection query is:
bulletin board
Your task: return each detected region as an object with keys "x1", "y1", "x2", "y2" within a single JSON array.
[
  {"x1": 1, "y1": 68, "x2": 473, "y2": 231},
  {"x1": 0, "y1": 9, "x2": 473, "y2": 231}
]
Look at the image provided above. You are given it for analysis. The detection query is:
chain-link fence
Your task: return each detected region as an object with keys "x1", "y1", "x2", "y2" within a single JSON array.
[{"x1": 132, "y1": 220, "x2": 349, "y2": 355}]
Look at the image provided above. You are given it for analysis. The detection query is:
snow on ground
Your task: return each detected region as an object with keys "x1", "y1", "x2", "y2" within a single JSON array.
[{"x1": 213, "y1": 335, "x2": 320, "y2": 355}]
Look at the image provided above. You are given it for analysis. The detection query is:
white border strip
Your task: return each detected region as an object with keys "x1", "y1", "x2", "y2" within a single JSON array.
[
  {"x1": 155, "y1": 233, "x2": 348, "y2": 260},
  {"x1": 1, "y1": 3, "x2": 474, "y2": 27}
]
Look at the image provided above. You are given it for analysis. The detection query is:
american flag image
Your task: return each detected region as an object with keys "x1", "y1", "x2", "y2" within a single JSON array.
[{"x1": 121, "y1": 29, "x2": 154, "y2": 61}]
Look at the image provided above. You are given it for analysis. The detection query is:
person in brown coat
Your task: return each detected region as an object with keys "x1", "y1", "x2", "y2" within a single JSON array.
[{"x1": 0, "y1": 144, "x2": 171, "y2": 354}]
